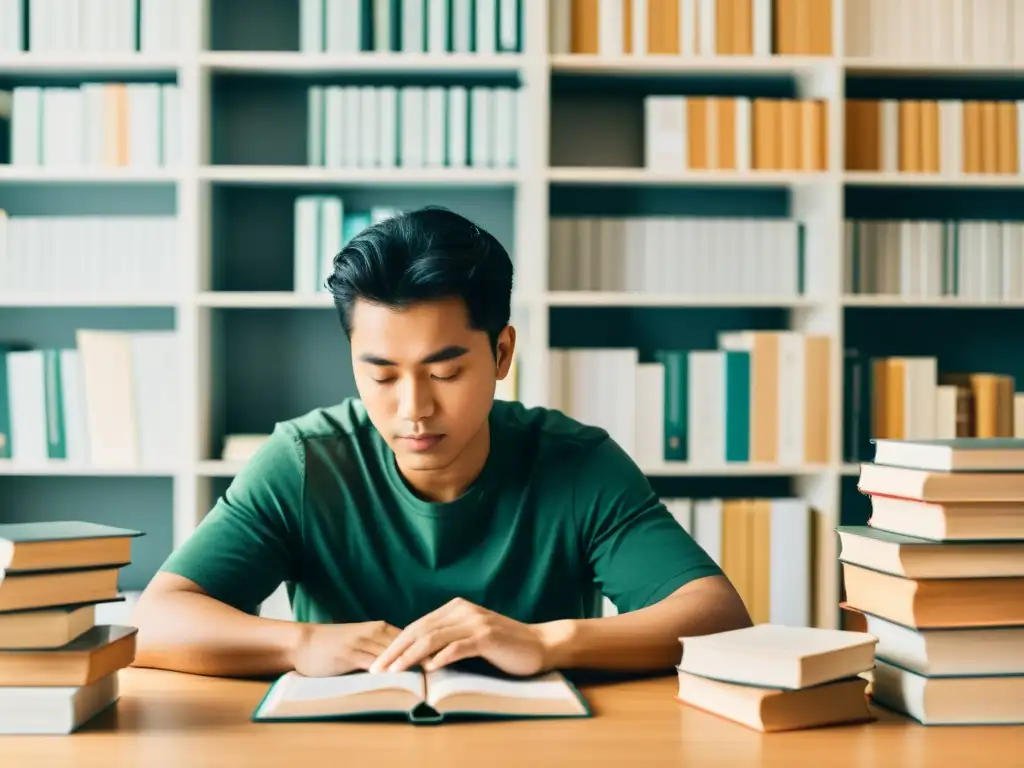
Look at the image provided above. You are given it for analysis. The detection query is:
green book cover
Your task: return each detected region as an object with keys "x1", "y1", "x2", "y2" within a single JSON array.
[
  {"x1": 724, "y1": 350, "x2": 751, "y2": 463},
  {"x1": 342, "y1": 212, "x2": 372, "y2": 248},
  {"x1": 43, "y1": 349, "x2": 66, "y2": 460},
  {"x1": 0, "y1": 521, "x2": 143, "y2": 544},
  {"x1": 836, "y1": 524, "x2": 1022, "y2": 547},
  {"x1": 655, "y1": 350, "x2": 687, "y2": 461}
]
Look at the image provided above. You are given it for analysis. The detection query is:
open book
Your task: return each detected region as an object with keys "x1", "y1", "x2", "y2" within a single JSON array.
[{"x1": 252, "y1": 666, "x2": 591, "y2": 724}]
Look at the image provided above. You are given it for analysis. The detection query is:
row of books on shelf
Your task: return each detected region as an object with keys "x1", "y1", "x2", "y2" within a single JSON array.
[
  {"x1": 838, "y1": 438, "x2": 1024, "y2": 725},
  {"x1": 548, "y1": 216, "x2": 804, "y2": 296},
  {"x1": 868, "y1": 358, "x2": 1022, "y2": 441},
  {"x1": 0, "y1": 330, "x2": 181, "y2": 468},
  {"x1": 845, "y1": 0, "x2": 1024, "y2": 65},
  {"x1": 644, "y1": 96, "x2": 828, "y2": 173},
  {"x1": 0, "y1": 520, "x2": 141, "y2": 734},
  {"x1": 293, "y1": 199, "x2": 399, "y2": 293},
  {"x1": 0, "y1": 0, "x2": 180, "y2": 54},
  {"x1": 550, "y1": 331, "x2": 832, "y2": 469},
  {"x1": 11, "y1": 208, "x2": 1024, "y2": 305},
  {"x1": 4, "y1": 83, "x2": 181, "y2": 169},
  {"x1": 8, "y1": 0, "x2": 1024, "y2": 67},
  {"x1": 846, "y1": 99, "x2": 1024, "y2": 177},
  {"x1": 554, "y1": 0, "x2": 830, "y2": 57},
  {"x1": 603, "y1": 495, "x2": 814, "y2": 628},
  {"x1": 844, "y1": 219, "x2": 1024, "y2": 301},
  {"x1": 301, "y1": 0, "x2": 522, "y2": 55},
  {"x1": 0, "y1": 211, "x2": 178, "y2": 296},
  {"x1": 307, "y1": 84, "x2": 519, "y2": 170}
]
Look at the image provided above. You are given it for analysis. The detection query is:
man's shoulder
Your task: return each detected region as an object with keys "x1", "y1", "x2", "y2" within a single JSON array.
[
  {"x1": 491, "y1": 399, "x2": 615, "y2": 469},
  {"x1": 277, "y1": 397, "x2": 375, "y2": 444},
  {"x1": 262, "y1": 398, "x2": 379, "y2": 478}
]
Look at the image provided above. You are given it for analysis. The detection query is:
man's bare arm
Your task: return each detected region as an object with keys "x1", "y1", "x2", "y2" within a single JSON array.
[
  {"x1": 130, "y1": 573, "x2": 308, "y2": 677},
  {"x1": 539, "y1": 575, "x2": 753, "y2": 672},
  {"x1": 131, "y1": 573, "x2": 400, "y2": 678}
]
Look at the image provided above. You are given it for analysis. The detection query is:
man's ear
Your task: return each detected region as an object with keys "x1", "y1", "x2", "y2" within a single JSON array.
[{"x1": 495, "y1": 325, "x2": 516, "y2": 380}]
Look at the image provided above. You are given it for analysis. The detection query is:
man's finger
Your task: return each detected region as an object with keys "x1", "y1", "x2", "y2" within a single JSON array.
[
  {"x1": 423, "y1": 638, "x2": 478, "y2": 671},
  {"x1": 370, "y1": 617, "x2": 430, "y2": 673},
  {"x1": 369, "y1": 607, "x2": 462, "y2": 673},
  {"x1": 387, "y1": 626, "x2": 467, "y2": 673},
  {"x1": 345, "y1": 649, "x2": 381, "y2": 672},
  {"x1": 358, "y1": 635, "x2": 395, "y2": 656}
]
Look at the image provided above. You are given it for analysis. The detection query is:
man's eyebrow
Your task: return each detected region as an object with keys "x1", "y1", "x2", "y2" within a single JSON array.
[{"x1": 358, "y1": 346, "x2": 470, "y2": 366}]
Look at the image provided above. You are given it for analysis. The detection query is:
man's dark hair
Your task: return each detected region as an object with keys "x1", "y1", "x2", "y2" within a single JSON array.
[{"x1": 324, "y1": 206, "x2": 514, "y2": 354}]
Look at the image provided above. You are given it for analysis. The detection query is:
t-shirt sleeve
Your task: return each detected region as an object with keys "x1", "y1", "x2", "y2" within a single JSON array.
[
  {"x1": 158, "y1": 423, "x2": 305, "y2": 614},
  {"x1": 573, "y1": 436, "x2": 723, "y2": 614}
]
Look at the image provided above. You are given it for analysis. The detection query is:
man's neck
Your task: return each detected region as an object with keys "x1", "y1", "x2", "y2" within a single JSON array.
[{"x1": 397, "y1": 420, "x2": 491, "y2": 504}]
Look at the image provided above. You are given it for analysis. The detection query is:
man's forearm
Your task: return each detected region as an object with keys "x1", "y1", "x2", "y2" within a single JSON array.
[
  {"x1": 131, "y1": 590, "x2": 306, "y2": 678},
  {"x1": 537, "y1": 576, "x2": 753, "y2": 672}
]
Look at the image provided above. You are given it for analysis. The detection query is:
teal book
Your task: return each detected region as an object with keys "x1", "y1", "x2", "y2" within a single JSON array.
[
  {"x1": 252, "y1": 666, "x2": 591, "y2": 724},
  {"x1": 342, "y1": 211, "x2": 372, "y2": 248},
  {"x1": 723, "y1": 350, "x2": 751, "y2": 463},
  {"x1": 654, "y1": 350, "x2": 687, "y2": 461},
  {"x1": 43, "y1": 349, "x2": 67, "y2": 460}
]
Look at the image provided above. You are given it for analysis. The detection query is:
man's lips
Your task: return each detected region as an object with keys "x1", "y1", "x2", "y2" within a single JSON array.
[{"x1": 399, "y1": 434, "x2": 445, "y2": 451}]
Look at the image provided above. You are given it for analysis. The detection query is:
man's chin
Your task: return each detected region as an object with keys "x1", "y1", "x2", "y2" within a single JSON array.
[{"x1": 394, "y1": 447, "x2": 452, "y2": 471}]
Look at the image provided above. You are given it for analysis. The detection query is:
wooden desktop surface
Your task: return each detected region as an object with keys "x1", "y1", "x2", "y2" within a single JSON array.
[{"x1": 2, "y1": 668, "x2": 1021, "y2": 767}]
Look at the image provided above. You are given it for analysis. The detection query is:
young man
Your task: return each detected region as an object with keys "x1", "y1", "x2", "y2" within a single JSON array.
[{"x1": 132, "y1": 207, "x2": 751, "y2": 680}]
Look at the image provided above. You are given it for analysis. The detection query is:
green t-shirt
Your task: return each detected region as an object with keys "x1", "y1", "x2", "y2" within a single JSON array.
[{"x1": 161, "y1": 398, "x2": 722, "y2": 627}]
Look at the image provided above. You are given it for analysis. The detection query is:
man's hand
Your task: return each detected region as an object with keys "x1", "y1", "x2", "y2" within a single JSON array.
[
  {"x1": 369, "y1": 598, "x2": 553, "y2": 676},
  {"x1": 291, "y1": 620, "x2": 401, "y2": 677}
]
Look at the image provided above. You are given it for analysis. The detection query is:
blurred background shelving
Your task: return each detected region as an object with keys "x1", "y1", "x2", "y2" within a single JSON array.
[{"x1": 2, "y1": 0, "x2": 1024, "y2": 629}]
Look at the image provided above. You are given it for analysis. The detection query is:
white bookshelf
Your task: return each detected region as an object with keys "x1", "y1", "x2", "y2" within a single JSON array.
[{"x1": 3, "y1": 0, "x2": 1024, "y2": 627}]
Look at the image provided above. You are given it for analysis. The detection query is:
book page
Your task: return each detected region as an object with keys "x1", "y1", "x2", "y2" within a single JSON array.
[
  {"x1": 425, "y1": 669, "x2": 578, "y2": 705},
  {"x1": 277, "y1": 671, "x2": 425, "y2": 701},
  {"x1": 259, "y1": 670, "x2": 425, "y2": 717}
]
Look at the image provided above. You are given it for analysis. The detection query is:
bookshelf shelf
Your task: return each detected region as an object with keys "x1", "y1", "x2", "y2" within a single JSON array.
[
  {"x1": 200, "y1": 51, "x2": 525, "y2": 75},
  {"x1": 843, "y1": 172, "x2": 1024, "y2": 189},
  {"x1": 842, "y1": 58, "x2": 1024, "y2": 77},
  {"x1": 197, "y1": 292, "x2": 334, "y2": 309},
  {"x1": 0, "y1": 295, "x2": 181, "y2": 308},
  {"x1": 640, "y1": 463, "x2": 832, "y2": 477},
  {"x1": 0, "y1": 461, "x2": 179, "y2": 477},
  {"x1": 0, "y1": 168, "x2": 181, "y2": 184},
  {"x1": 5, "y1": 0, "x2": 1020, "y2": 631},
  {"x1": 546, "y1": 168, "x2": 824, "y2": 187},
  {"x1": 842, "y1": 296, "x2": 1024, "y2": 309},
  {"x1": 0, "y1": 54, "x2": 181, "y2": 75},
  {"x1": 199, "y1": 166, "x2": 522, "y2": 187},
  {"x1": 545, "y1": 292, "x2": 819, "y2": 308},
  {"x1": 548, "y1": 54, "x2": 829, "y2": 75}
]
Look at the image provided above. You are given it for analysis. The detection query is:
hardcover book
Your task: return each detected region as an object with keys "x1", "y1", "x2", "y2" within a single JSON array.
[{"x1": 253, "y1": 666, "x2": 591, "y2": 724}]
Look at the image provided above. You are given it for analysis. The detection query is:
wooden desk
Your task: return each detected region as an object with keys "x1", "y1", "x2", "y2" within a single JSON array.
[{"x1": 1, "y1": 668, "x2": 1021, "y2": 767}]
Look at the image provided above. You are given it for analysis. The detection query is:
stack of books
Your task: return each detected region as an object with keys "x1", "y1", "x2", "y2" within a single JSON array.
[
  {"x1": 0, "y1": 521, "x2": 143, "y2": 734},
  {"x1": 841, "y1": 437, "x2": 1024, "y2": 726},
  {"x1": 673, "y1": 623, "x2": 878, "y2": 732}
]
